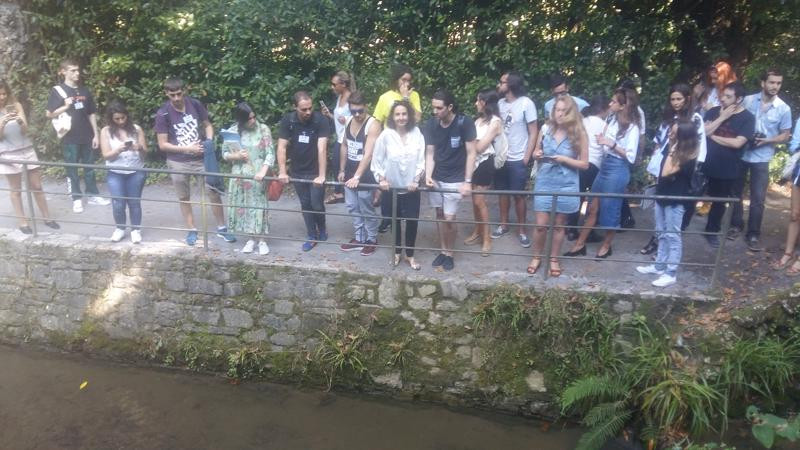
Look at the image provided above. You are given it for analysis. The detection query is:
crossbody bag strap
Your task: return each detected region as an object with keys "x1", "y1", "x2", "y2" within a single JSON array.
[{"x1": 53, "y1": 85, "x2": 68, "y2": 99}]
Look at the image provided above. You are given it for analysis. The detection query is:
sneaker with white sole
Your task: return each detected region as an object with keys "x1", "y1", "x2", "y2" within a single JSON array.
[
  {"x1": 636, "y1": 265, "x2": 664, "y2": 275},
  {"x1": 130, "y1": 229, "x2": 142, "y2": 244},
  {"x1": 241, "y1": 240, "x2": 255, "y2": 253},
  {"x1": 518, "y1": 233, "x2": 531, "y2": 248},
  {"x1": 110, "y1": 228, "x2": 125, "y2": 242},
  {"x1": 490, "y1": 225, "x2": 509, "y2": 239},
  {"x1": 652, "y1": 274, "x2": 677, "y2": 287},
  {"x1": 72, "y1": 199, "x2": 84, "y2": 213},
  {"x1": 258, "y1": 241, "x2": 270, "y2": 255},
  {"x1": 88, "y1": 196, "x2": 111, "y2": 206}
]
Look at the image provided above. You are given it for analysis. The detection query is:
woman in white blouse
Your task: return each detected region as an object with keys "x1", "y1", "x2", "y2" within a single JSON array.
[
  {"x1": 370, "y1": 100, "x2": 426, "y2": 270},
  {"x1": 565, "y1": 88, "x2": 641, "y2": 259}
]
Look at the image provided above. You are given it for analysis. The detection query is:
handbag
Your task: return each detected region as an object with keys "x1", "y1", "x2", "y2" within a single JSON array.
[
  {"x1": 51, "y1": 85, "x2": 72, "y2": 139},
  {"x1": 265, "y1": 168, "x2": 283, "y2": 201},
  {"x1": 687, "y1": 160, "x2": 707, "y2": 197}
]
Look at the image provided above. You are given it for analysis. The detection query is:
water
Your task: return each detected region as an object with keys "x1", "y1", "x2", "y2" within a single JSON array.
[{"x1": 0, "y1": 345, "x2": 579, "y2": 449}]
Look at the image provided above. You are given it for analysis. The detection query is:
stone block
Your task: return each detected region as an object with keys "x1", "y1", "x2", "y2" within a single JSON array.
[
  {"x1": 30, "y1": 266, "x2": 53, "y2": 286},
  {"x1": 427, "y1": 312, "x2": 441, "y2": 325},
  {"x1": 400, "y1": 310, "x2": 421, "y2": 328},
  {"x1": 346, "y1": 285, "x2": 366, "y2": 301},
  {"x1": 436, "y1": 300, "x2": 460, "y2": 312},
  {"x1": 270, "y1": 332, "x2": 296, "y2": 347},
  {"x1": 404, "y1": 284, "x2": 414, "y2": 298},
  {"x1": 373, "y1": 372, "x2": 402, "y2": 389},
  {"x1": 186, "y1": 278, "x2": 222, "y2": 296},
  {"x1": 300, "y1": 314, "x2": 327, "y2": 333},
  {"x1": 471, "y1": 347, "x2": 485, "y2": 368},
  {"x1": 420, "y1": 356, "x2": 437, "y2": 366},
  {"x1": 154, "y1": 302, "x2": 183, "y2": 325},
  {"x1": 52, "y1": 270, "x2": 83, "y2": 289},
  {"x1": 456, "y1": 345, "x2": 472, "y2": 359},
  {"x1": 418, "y1": 284, "x2": 437, "y2": 297},
  {"x1": 222, "y1": 308, "x2": 253, "y2": 329},
  {"x1": 274, "y1": 300, "x2": 294, "y2": 316},
  {"x1": 224, "y1": 282, "x2": 243, "y2": 297},
  {"x1": 440, "y1": 280, "x2": 468, "y2": 301},
  {"x1": 378, "y1": 278, "x2": 399, "y2": 308},
  {"x1": 613, "y1": 300, "x2": 634, "y2": 314},
  {"x1": 164, "y1": 273, "x2": 185, "y2": 292},
  {"x1": 188, "y1": 307, "x2": 220, "y2": 326},
  {"x1": 260, "y1": 314, "x2": 286, "y2": 331},
  {"x1": 526, "y1": 371, "x2": 547, "y2": 392},
  {"x1": 242, "y1": 329, "x2": 267, "y2": 343},
  {"x1": 286, "y1": 316, "x2": 301, "y2": 332},
  {"x1": 443, "y1": 314, "x2": 469, "y2": 327},
  {"x1": 408, "y1": 297, "x2": 433, "y2": 310}
]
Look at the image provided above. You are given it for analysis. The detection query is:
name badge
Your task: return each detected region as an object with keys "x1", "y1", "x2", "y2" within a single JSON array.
[
  {"x1": 450, "y1": 136, "x2": 461, "y2": 148},
  {"x1": 298, "y1": 134, "x2": 310, "y2": 144},
  {"x1": 182, "y1": 114, "x2": 193, "y2": 124},
  {"x1": 73, "y1": 101, "x2": 84, "y2": 110}
]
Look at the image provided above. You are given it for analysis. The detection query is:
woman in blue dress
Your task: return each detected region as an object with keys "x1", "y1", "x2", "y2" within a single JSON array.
[{"x1": 528, "y1": 96, "x2": 589, "y2": 276}]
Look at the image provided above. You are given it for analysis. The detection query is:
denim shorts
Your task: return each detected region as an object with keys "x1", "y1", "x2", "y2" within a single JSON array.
[{"x1": 494, "y1": 159, "x2": 529, "y2": 192}]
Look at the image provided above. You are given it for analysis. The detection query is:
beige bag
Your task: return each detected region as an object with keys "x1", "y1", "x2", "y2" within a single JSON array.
[{"x1": 51, "y1": 86, "x2": 72, "y2": 139}]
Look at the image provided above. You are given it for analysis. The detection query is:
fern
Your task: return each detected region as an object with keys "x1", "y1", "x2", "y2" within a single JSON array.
[
  {"x1": 582, "y1": 401, "x2": 630, "y2": 427},
  {"x1": 561, "y1": 375, "x2": 629, "y2": 412},
  {"x1": 575, "y1": 407, "x2": 632, "y2": 450}
]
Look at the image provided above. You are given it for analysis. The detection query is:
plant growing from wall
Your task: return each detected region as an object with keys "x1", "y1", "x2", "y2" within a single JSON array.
[{"x1": 315, "y1": 328, "x2": 369, "y2": 389}]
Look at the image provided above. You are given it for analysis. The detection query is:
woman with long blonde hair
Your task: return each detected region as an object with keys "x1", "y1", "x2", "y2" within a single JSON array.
[{"x1": 527, "y1": 96, "x2": 589, "y2": 276}]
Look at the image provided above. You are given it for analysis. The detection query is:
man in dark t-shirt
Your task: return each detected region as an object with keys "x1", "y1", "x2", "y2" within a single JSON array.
[
  {"x1": 424, "y1": 90, "x2": 477, "y2": 271},
  {"x1": 277, "y1": 91, "x2": 331, "y2": 251},
  {"x1": 46, "y1": 59, "x2": 109, "y2": 213},
  {"x1": 702, "y1": 81, "x2": 755, "y2": 248},
  {"x1": 154, "y1": 77, "x2": 234, "y2": 246}
]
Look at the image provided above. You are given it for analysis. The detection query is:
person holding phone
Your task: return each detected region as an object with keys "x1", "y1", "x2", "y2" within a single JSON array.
[
  {"x1": 99, "y1": 100, "x2": 147, "y2": 243},
  {"x1": 529, "y1": 96, "x2": 588, "y2": 276},
  {"x1": 0, "y1": 79, "x2": 59, "y2": 234}
]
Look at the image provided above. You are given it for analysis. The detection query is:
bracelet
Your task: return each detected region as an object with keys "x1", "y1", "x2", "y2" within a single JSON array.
[
  {"x1": 353, "y1": 175, "x2": 360, "y2": 180},
  {"x1": 464, "y1": 179, "x2": 472, "y2": 183}
]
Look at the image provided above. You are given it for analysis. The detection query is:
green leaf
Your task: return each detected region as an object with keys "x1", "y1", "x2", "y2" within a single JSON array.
[{"x1": 752, "y1": 423, "x2": 775, "y2": 448}]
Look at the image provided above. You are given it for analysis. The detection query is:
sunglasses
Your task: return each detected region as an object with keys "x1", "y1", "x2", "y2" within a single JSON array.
[{"x1": 349, "y1": 107, "x2": 365, "y2": 115}]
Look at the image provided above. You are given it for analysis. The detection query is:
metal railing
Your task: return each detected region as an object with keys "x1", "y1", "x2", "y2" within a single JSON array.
[{"x1": 0, "y1": 158, "x2": 739, "y2": 287}]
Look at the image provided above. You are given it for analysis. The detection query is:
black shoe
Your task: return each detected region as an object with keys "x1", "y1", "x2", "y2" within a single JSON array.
[
  {"x1": 378, "y1": 220, "x2": 392, "y2": 234},
  {"x1": 618, "y1": 217, "x2": 635, "y2": 233},
  {"x1": 586, "y1": 231, "x2": 603, "y2": 243},
  {"x1": 442, "y1": 256, "x2": 454, "y2": 271},
  {"x1": 726, "y1": 227, "x2": 742, "y2": 241},
  {"x1": 432, "y1": 253, "x2": 447, "y2": 267},
  {"x1": 746, "y1": 235, "x2": 763, "y2": 252},
  {"x1": 44, "y1": 220, "x2": 60, "y2": 230},
  {"x1": 640, "y1": 236, "x2": 658, "y2": 255},
  {"x1": 563, "y1": 246, "x2": 586, "y2": 257},
  {"x1": 596, "y1": 247, "x2": 613, "y2": 259},
  {"x1": 704, "y1": 234, "x2": 720, "y2": 249},
  {"x1": 19, "y1": 226, "x2": 32, "y2": 234},
  {"x1": 566, "y1": 229, "x2": 579, "y2": 241}
]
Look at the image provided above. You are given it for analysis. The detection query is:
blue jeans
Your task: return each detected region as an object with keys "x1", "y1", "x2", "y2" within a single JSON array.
[
  {"x1": 731, "y1": 161, "x2": 769, "y2": 238},
  {"x1": 107, "y1": 170, "x2": 146, "y2": 229},
  {"x1": 293, "y1": 175, "x2": 326, "y2": 237},
  {"x1": 62, "y1": 143, "x2": 99, "y2": 200},
  {"x1": 345, "y1": 187, "x2": 378, "y2": 243},
  {"x1": 654, "y1": 202, "x2": 684, "y2": 277}
]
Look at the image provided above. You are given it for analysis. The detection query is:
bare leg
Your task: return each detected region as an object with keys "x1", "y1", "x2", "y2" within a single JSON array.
[
  {"x1": 5, "y1": 174, "x2": 27, "y2": 227},
  {"x1": 474, "y1": 187, "x2": 491, "y2": 252},
  {"x1": 435, "y1": 208, "x2": 447, "y2": 255},
  {"x1": 514, "y1": 195, "x2": 528, "y2": 236},
  {"x1": 179, "y1": 198, "x2": 195, "y2": 229},
  {"x1": 498, "y1": 194, "x2": 510, "y2": 232},
  {"x1": 778, "y1": 186, "x2": 800, "y2": 269},
  {"x1": 598, "y1": 230, "x2": 616, "y2": 256},
  {"x1": 27, "y1": 169, "x2": 52, "y2": 220},
  {"x1": 208, "y1": 190, "x2": 225, "y2": 228},
  {"x1": 570, "y1": 198, "x2": 598, "y2": 251},
  {"x1": 550, "y1": 214, "x2": 567, "y2": 273},
  {"x1": 443, "y1": 214, "x2": 457, "y2": 257},
  {"x1": 531, "y1": 211, "x2": 548, "y2": 260}
]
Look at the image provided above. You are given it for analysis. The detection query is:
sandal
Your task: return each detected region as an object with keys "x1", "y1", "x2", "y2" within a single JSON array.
[
  {"x1": 640, "y1": 236, "x2": 658, "y2": 255},
  {"x1": 772, "y1": 253, "x2": 795, "y2": 270},
  {"x1": 405, "y1": 256, "x2": 421, "y2": 270},
  {"x1": 463, "y1": 233, "x2": 481, "y2": 245},
  {"x1": 787, "y1": 259, "x2": 800, "y2": 276},
  {"x1": 325, "y1": 193, "x2": 344, "y2": 204},
  {"x1": 393, "y1": 254, "x2": 401, "y2": 266},
  {"x1": 481, "y1": 243, "x2": 491, "y2": 257},
  {"x1": 549, "y1": 259, "x2": 562, "y2": 278},
  {"x1": 527, "y1": 258, "x2": 541, "y2": 276}
]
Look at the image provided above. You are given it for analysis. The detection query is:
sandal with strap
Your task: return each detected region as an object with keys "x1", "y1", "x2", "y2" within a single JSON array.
[
  {"x1": 527, "y1": 258, "x2": 541, "y2": 276},
  {"x1": 405, "y1": 256, "x2": 421, "y2": 270},
  {"x1": 787, "y1": 259, "x2": 800, "y2": 276},
  {"x1": 549, "y1": 259, "x2": 562, "y2": 278},
  {"x1": 772, "y1": 253, "x2": 795, "y2": 270}
]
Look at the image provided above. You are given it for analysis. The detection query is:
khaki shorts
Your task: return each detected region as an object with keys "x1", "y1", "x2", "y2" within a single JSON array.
[
  {"x1": 428, "y1": 180, "x2": 463, "y2": 216},
  {"x1": 166, "y1": 158, "x2": 218, "y2": 200}
]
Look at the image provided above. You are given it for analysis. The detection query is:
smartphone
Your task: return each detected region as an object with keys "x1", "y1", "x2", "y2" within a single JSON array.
[
  {"x1": 124, "y1": 140, "x2": 134, "y2": 148},
  {"x1": 5, "y1": 106, "x2": 15, "y2": 114},
  {"x1": 539, "y1": 155, "x2": 556, "y2": 163},
  {"x1": 319, "y1": 100, "x2": 328, "y2": 111}
]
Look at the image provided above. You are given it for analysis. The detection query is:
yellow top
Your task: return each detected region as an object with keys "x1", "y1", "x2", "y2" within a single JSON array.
[{"x1": 373, "y1": 90, "x2": 422, "y2": 124}]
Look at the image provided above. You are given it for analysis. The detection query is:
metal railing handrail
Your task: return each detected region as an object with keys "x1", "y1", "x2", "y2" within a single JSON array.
[{"x1": 0, "y1": 158, "x2": 739, "y2": 287}]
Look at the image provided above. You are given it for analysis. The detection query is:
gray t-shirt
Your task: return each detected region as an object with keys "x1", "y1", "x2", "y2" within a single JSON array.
[{"x1": 498, "y1": 96, "x2": 537, "y2": 161}]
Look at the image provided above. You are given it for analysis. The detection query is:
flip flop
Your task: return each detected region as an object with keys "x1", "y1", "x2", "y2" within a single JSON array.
[
  {"x1": 771, "y1": 253, "x2": 795, "y2": 270},
  {"x1": 549, "y1": 260, "x2": 562, "y2": 278},
  {"x1": 787, "y1": 260, "x2": 800, "y2": 276},
  {"x1": 526, "y1": 259, "x2": 541, "y2": 276}
]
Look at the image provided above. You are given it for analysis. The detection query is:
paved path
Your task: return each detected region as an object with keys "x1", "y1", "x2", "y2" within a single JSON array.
[{"x1": 0, "y1": 175, "x2": 793, "y2": 302}]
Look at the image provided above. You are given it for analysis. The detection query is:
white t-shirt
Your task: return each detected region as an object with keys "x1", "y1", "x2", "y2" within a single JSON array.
[
  {"x1": 603, "y1": 116, "x2": 640, "y2": 164},
  {"x1": 582, "y1": 115, "x2": 606, "y2": 169},
  {"x1": 498, "y1": 96, "x2": 537, "y2": 161}
]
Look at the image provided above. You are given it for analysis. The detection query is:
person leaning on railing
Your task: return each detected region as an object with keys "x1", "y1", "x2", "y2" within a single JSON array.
[
  {"x1": 636, "y1": 119, "x2": 700, "y2": 288},
  {"x1": 528, "y1": 96, "x2": 588, "y2": 277},
  {"x1": 370, "y1": 100, "x2": 426, "y2": 270},
  {"x1": 99, "y1": 100, "x2": 147, "y2": 244},
  {"x1": 226, "y1": 102, "x2": 275, "y2": 256},
  {"x1": 0, "y1": 79, "x2": 59, "y2": 234}
]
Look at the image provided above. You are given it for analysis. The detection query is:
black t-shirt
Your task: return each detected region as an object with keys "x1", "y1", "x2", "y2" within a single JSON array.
[
  {"x1": 655, "y1": 145, "x2": 696, "y2": 205},
  {"x1": 278, "y1": 111, "x2": 331, "y2": 177},
  {"x1": 703, "y1": 107, "x2": 755, "y2": 180},
  {"x1": 424, "y1": 114, "x2": 477, "y2": 183},
  {"x1": 46, "y1": 83, "x2": 97, "y2": 145},
  {"x1": 343, "y1": 117, "x2": 377, "y2": 186}
]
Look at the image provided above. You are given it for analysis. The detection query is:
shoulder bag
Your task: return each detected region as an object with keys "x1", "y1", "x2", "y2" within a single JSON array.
[{"x1": 51, "y1": 85, "x2": 72, "y2": 139}]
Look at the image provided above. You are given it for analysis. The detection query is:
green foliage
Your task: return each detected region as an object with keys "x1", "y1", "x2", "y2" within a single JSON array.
[
  {"x1": 315, "y1": 328, "x2": 369, "y2": 389},
  {"x1": 747, "y1": 406, "x2": 800, "y2": 449},
  {"x1": 386, "y1": 333, "x2": 415, "y2": 369}
]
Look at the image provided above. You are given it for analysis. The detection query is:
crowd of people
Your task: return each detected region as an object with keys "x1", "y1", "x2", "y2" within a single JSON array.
[{"x1": 1, "y1": 59, "x2": 799, "y2": 287}]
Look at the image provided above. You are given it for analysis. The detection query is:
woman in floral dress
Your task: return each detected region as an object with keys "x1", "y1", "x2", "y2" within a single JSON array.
[{"x1": 222, "y1": 102, "x2": 275, "y2": 255}]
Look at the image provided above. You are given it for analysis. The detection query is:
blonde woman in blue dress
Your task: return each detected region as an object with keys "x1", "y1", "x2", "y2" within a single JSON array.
[{"x1": 528, "y1": 96, "x2": 588, "y2": 276}]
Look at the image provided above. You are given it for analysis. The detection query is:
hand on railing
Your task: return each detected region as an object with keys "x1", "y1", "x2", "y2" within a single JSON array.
[
  {"x1": 379, "y1": 179, "x2": 389, "y2": 191},
  {"x1": 407, "y1": 181, "x2": 418, "y2": 192},
  {"x1": 312, "y1": 175, "x2": 325, "y2": 186},
  {"x1": 278, "y1": 171, "x2": 290, "y2": 184}
]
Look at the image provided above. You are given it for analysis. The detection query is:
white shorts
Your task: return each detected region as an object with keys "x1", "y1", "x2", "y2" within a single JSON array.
[{"x1": 428, "y1": 181, "x2": 463, "y2": 216}]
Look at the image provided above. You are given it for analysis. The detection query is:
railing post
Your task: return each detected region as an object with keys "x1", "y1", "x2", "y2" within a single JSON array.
[
  {"x1": 390, "y1": 188, "x2": 398, "y2": 268},
  {"x1": 542, "y1": 193, "x2": 558, "y2": 280},
  {"x1": 201, "y1": 181, "x2": 209, "y2": 251},
  {"x1": 711, "y1": 198, "x2": 734, "y2": 288},
  {"x1": 21, "y1": 163, "x2": 37, "y2": 237}
]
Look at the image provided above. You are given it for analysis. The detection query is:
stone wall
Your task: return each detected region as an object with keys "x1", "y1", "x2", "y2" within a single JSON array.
[
  {"x1": 0, "y1": 233, "x2": 711, "y2": 416},
  {"x1": 0, "y1": 2, "x2": 28, "y2": 79}
]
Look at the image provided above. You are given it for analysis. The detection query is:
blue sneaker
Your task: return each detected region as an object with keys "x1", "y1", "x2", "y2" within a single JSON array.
[
  {"x1": 216, "y1": 226, "x2": 237, "y2": 243},
  {"x1": 318, "y1": 230, "x2": 328, "y2": 242},
  {"x1": 186, "y1": 230, "x2": 198, "y2": 246},
  {"x1": 302, "y1": 236, "x2": 317, "y2": 252}
]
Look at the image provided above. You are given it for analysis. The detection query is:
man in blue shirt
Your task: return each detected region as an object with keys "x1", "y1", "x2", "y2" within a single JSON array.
[
  {"x1": 543, "y1": 74, "x2": 588, "y2": 119},
  {"x1": 733, "y1": 68, "x2": 792, "y2": 251}
]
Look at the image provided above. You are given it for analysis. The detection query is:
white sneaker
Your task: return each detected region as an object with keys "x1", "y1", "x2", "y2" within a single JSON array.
[
  {"x1": 652, "y1": 274, "x2": 677, "y2": 287},
  {"x1": 110, "y1": 228, "x2": 126, "y2": 242},
  {"x1": 258, "y1": 241, "x2": 270, "y2": 255},
  {"x1": 636, "y1": 265, "x2": 664, "y2": 275},
  {"x1": 241, "y1": 239, "x2": 255, "y2": 253},
  {"x1": 88, "y1": 196, "x2": 111, "y2": 206},
  {"x1": 130, "y1": 230, "x2": 142, "y2": 244},
  {"x1": 72, "y1": 199, "x2": 84, "y2": 213}
]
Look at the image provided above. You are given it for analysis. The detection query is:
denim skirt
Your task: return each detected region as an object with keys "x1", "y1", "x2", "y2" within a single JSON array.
[{"x1": 591, "y1": 155, "x2": 630, "y2": 228}]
